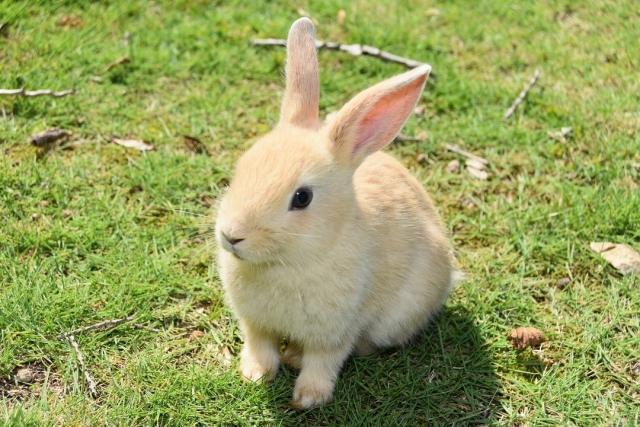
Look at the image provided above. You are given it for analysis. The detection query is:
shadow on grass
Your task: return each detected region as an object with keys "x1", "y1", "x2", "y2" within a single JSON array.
[{"x1": 265, "y1": 305, "x2": 501, "y2": 425}]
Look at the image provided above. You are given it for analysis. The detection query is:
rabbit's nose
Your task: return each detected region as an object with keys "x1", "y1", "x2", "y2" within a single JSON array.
[{"x1": 222, "y1": 232, "x2": 245, "y2": 246}]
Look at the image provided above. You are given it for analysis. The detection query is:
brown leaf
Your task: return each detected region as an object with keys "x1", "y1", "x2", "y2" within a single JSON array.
[
  {"x1": 509, "y1": 327, "x2": 545, "y2": 350},
  {"x1": 183, "y1": 135, "x2": 209, "y2": 155},
  {"x1": 112, "y1": 138, "x2": 155, "y2": 152},
  {"x1": 30, "y1": 128, "x2": 70, "y2": 147},
  {"x1": 590, "y1": 242, "x2": 640, "y2": 275},
  {"x1": 57, "y1": 15, "x2": 84, "y2": 28},
  {"x1": 62, "y1": 209, "x2": 74, "y2": 219},
  {"x1": 189, "y1": 330, "x2": 205, "y2": 340},
  {"x1": 337, "y1": 9, "x2": 347, "y2": 25}
]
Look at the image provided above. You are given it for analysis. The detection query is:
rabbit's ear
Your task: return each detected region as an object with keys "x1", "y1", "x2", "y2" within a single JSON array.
[
  {"x1": 327, "y1": 65, "x2": 430, "y2": 164},
  {"x1": 280, "y1": 18, "x2": 320, "y2": 129}
]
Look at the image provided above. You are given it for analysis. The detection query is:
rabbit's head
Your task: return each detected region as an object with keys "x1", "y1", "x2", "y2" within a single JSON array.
[{"x1": 216, "y1": 18, "x2": 429, "y2": 264}]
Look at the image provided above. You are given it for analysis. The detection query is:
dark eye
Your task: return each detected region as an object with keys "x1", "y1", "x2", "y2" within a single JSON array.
[{"x1": 290, "y1": 187, "x2": 313, "y2": 210}]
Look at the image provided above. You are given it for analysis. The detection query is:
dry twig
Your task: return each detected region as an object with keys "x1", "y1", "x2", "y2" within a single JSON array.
[
  {"x1": 112, "y1": 138, "x2": 155, "y2": 152},
  {"x1": 251, "y1": 38, "x2": 427, "y2": 69},
  {"x1": 59, "y1": 315, "x2": 135, "y2": 339},
  {"x1": 66, "y1": 335, "x2": 98, "y2": 398},
  {"x1": 445, "y1": 144, "x2": 488, "y2": 165},
  {"x1": 504, "y1": 69, "x2": 542, "y2": 120},
  {"x1": 0, "y1": 88, "x2": 74, "y2": 98}
]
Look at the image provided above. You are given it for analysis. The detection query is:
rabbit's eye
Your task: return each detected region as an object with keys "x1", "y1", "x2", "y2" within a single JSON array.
[{"x1": 290, "y1": 187, "x2": 313, "y2": 210}]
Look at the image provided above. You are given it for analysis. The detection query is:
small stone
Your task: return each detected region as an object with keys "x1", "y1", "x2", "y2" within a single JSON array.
[
  {"x1": 31, "y1": 213, "x2": 41, "y2": 221},
  {"x1": 15, "y1": 367, "x2": 36, "y2": 384}
]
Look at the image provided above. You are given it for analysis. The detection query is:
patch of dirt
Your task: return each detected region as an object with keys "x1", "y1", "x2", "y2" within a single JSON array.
[{"x1": 0, "y1": 363, "x2": 64, "y2": 404}]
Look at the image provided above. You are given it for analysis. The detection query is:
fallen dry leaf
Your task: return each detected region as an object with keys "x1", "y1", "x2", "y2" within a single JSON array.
[
  {"x1": 112, "y1": 138, "x2": 155, "y2": 152},
  {"x1": 590, "y1": 242, "x2": 640, "y2": 275},
  {"x1": 62, "y1": 209, "x2": 73, "y2": 219},
  {"x1": 183, "y1": 135, "x2": 209, "y2": 155},
  {"x1": 57, "y1": 15, "x2": 84, "y2": 28},
  {"x1": 509, "y1": 327, "x2": 545, "y2": 350},
  {"x1": 337, "y1": 9, "x2": 347, "y2": 25},
  {"x1": 30, "y1": 129, "x2": 70, "y2": 147},
  {"x1": 189, "y1": 330, "x2": 205, "y2": 340}
]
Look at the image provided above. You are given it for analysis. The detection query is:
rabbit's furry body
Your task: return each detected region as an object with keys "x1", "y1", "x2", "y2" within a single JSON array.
[{"x1": 215, "y1": 18, "x2": 455, "y2": 408}]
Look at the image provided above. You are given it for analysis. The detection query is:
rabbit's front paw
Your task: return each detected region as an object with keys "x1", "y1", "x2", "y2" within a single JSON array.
[
  {"x1": 240, "y1": 347, "x2": 279, "y2": 382},
  {"x1": 291, "y1": 376, "x2": 334, "y2": 409}
]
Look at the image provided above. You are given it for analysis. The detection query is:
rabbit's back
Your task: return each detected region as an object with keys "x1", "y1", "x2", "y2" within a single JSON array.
[{"x1": 353, "y1": 151, "x2": 453, "y2": 347}]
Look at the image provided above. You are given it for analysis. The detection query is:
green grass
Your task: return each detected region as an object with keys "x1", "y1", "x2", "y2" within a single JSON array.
[{"x1": 1, "y1": 0, "x2": 639, "y2": 425}]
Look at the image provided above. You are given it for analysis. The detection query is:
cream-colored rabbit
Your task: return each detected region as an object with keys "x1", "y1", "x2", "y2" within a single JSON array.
[{"x1": 215, "y1": 18, "x2": 455, "y2": 409}]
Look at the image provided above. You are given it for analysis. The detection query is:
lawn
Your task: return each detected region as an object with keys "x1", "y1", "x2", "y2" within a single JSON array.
[{"x1": 1, "y1": 0, "x2": 639, "y2": 425}]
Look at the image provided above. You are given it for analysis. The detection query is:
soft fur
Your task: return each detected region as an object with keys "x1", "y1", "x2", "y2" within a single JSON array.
[{"x1": 215, "y1": 18, "x2": 455, "y2": 409}]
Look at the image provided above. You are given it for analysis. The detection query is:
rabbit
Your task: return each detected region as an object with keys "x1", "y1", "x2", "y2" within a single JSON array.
[{"x1": 215, "y1": 17, "x2": 456, "y2": 409}]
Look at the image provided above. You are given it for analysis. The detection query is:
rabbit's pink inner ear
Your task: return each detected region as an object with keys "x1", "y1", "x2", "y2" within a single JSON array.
[{"x1": 352, "y1": 77, "x2": 425, "y2": 156}]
